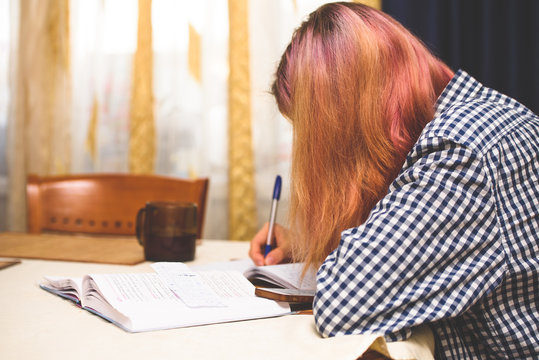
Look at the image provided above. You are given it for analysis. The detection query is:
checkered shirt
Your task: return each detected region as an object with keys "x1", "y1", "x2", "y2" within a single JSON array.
[{"x1": 314, "y1": 70, "x2": 539, "y2": 359}]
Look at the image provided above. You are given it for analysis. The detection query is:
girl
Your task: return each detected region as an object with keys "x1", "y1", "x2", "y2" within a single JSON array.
[{"x1": 250, "y1": 3, "x2": 538, "y2": 359}]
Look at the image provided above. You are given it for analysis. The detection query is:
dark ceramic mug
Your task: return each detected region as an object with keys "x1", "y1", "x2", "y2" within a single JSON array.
[{"x1": 136, "y1": 201, "x2": 197, "y2": 262}]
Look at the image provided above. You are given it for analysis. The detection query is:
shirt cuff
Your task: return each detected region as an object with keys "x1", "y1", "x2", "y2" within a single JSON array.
[{"x1": 384, "y1": 327, "x2": 412, "y2": 342}]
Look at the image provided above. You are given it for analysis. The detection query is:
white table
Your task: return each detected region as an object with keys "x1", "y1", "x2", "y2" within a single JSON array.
[{"x1": 0, "y1": 239, "x2": 434, "y2": 359}]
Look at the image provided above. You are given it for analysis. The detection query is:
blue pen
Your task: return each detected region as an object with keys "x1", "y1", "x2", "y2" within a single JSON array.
[{"x1": 264, "y1": 175, "x2": 282, "y2": 257}]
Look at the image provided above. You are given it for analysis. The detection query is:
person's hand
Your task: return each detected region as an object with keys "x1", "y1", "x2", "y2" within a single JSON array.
[{"x1": 249, "y1": 222, "x2": 291, "y2": 266}]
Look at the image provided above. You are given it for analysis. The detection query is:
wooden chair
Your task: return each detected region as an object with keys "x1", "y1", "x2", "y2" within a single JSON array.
[{"x1": 26, "y1": 174, "x2": 209, "y2": 238}]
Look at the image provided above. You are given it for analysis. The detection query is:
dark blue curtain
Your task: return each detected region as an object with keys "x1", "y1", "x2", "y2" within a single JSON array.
[{"x1": 382, "y1": 0, "x2": 539, "y2": 114}]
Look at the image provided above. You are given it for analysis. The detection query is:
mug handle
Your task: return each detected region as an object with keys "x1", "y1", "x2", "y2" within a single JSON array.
[{"x1": 135, "y1": 208, "x2": 146, "y2": 246}]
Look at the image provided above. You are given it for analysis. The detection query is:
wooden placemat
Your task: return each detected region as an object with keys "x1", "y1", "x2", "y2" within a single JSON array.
[
  {"x1": 0, "y1": 232, "x2": 145, "y2": 265},
  {"x1": 0, "y1": 258, "x2": 21, "y2": 270}
]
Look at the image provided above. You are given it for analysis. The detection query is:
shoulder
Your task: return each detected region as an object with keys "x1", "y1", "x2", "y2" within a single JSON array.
[{"x1": 418, "y1": 70, "x2": 538, "y2": 156}]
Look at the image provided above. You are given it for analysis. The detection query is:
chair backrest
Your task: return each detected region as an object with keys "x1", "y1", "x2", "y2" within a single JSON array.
[{"x1": 26, "y1": 174, "x2": 209, "y2": 238}]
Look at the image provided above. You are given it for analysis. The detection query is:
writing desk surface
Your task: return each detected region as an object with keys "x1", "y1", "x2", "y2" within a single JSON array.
[{"x1": 0, "y1": 237, "x2": 434, "y2": 360}]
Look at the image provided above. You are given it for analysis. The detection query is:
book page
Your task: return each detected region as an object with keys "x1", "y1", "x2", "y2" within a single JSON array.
[
  {"x1": 87, "y1": 273, "x2": 178, "y2": 304},
  {"x1": 191, "y1": 259, "x2": 316, "y2": 290},
  {"x1": 197, "y1": 270, "x2": 254, "y2": 298},
  {"x1": 81, "y1": 273, "x2": 183, "y2": 331},
  {"x1": 190, "y1": 258, "x2": 254, "y2": 272},
  {"x1": 41, "y1": 276, "x2": 83, "y2": 303},
  {"x1": 152, "y1": 262, "x2": 256, "y2": 306},
  {"x1": 244, "y1": 263, "x2": 316, "y2": 290},
  {"x1": 152, "y1": 262, "x2": 226, "y2": 307}
]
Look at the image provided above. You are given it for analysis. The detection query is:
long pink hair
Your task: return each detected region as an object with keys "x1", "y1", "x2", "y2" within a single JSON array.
[{"x1": 272, "y1": 2, "x2": 453, "y2": 269}]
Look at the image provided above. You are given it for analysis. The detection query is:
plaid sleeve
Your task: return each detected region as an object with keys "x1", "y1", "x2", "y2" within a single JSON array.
[{"x1": 313, "y1": 137, "x2": 507, "y2": 340}]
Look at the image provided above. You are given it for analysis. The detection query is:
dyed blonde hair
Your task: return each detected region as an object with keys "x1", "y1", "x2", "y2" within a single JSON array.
[{"x1": 272, "y1": 2, "x2": 453, "y2": 269}]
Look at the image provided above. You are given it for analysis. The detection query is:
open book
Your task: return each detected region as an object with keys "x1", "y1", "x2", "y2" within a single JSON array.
[
  {"x1": 192, "y1": 259, "x2": 316, "y2": 290},
  {"x1": 245, "y1": 262, "x2": 316, "y2": 290},
  {"x1": 194, "y1": 260, "x2": 317, "y2": 304},
  {"x1": 40, "y1": 261, "x2": 316, "y2": 333}
]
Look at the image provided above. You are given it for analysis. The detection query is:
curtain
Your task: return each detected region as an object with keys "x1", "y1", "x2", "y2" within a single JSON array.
[
  {"x1": 70, "y1": 0, "x2": 136, "y2": 174},
  {"x1": 7, "y1": 0, "x2": 71, "y2": 232},
  {"x1": 228, "y1": 0, "x2": 257, "y2": 241},
  {"x1": 382, "y1": 0, "x2": 539, "y2": 115},
  {"x1": 1, "y1": 0, "x2": 371, "y2": 238},
  {"x1": 129, "y1": 0, "x2": 155, "y2": 174},
  {"x1": 0, "y1": 0, "x2": 12, "y2": 231}
]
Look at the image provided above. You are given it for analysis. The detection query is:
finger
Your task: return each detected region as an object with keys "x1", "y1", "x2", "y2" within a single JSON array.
[
  {"x1": 264, "y1": 247, "x2": 286, "y2": 265},
  {"x1": 252, "y1": 222, "x2": 269, "y2": 246},
  {"x1": 249, "y1": 223, "x2": 269, "y2": 265},
  {"x1": 248, "y1": 243, "x2": 265, "y2": 266},
  {"x1": 251, "y1": 253, "x2": 265, "y2": 266}
]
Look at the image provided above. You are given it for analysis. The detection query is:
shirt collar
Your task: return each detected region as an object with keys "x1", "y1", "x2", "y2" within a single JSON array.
[{"x1": 434, "y1": 69, "x2": 484, "y2": 118}]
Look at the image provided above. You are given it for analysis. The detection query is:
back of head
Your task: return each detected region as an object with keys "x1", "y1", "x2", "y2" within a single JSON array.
[{"x1": 273, "y1": 2, "x2": 453, "y2": 268}]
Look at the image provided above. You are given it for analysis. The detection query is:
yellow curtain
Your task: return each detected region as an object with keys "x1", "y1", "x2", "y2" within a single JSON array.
[
  {"x1": 228, "y1": 0, "x2": 257, "y2": 241},
  {"x1": 188, "y1": 24, "x2": 202, "y2": 84},
  {"x1": 8, "y1": 0, "x2": 71, "y2": 231},
  {"x1": 85, "y1": 95, "x2": 99, "y2": 162},
  {"x1": 353, "y1": 0, "x2": 381, "y2": 10},
  {"x1": 128, "y1": 0, "x2": 155, "y2": 174}
]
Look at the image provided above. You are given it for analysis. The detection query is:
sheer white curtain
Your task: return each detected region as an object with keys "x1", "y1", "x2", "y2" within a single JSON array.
[
  {"x1": 70, "y1": 0, "x2": 137, "y2": 174},
  {"x1": 0, "y1": 0, "x2": 12, "y2": 231},
  {"x1": 69, "y1": 0, "x2": 230, "y2": 238},
  {"x1": 0, "y1": 0, "x2": 339, "y2": 236},
  {"x1": 152, "y1": 0, "x2": 230, "y2": 239},
  {"x1": 68, "y1": 0, "x2": 329, "y2": 239}
]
